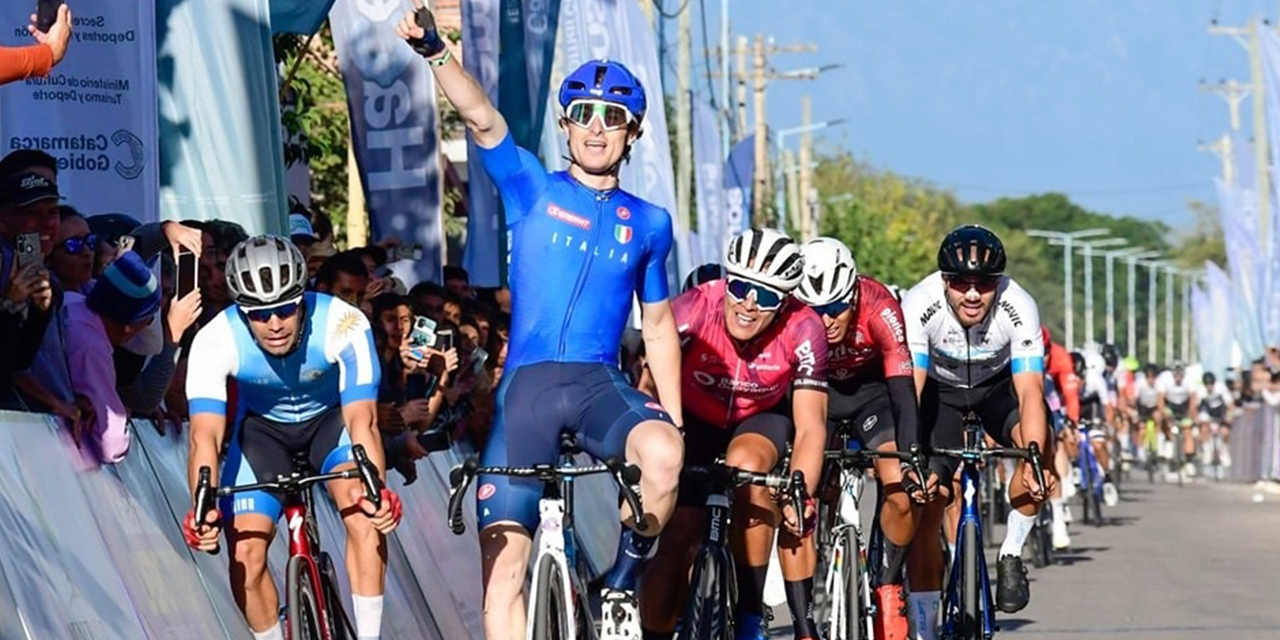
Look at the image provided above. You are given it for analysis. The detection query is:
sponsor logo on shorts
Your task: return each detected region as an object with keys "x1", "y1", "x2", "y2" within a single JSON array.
[
  {"x1": 645, "y1": 401, "x2": 666, "y2": 413},
  {"x1": 547, "y1": 203, "x2": 591, "y2": 230},
  {"x1": 862, "y1": 415, "x2": 878, "y2": 432},
  {"x1": 477, "y1": 483, "x2": 497, "y2": 501}
]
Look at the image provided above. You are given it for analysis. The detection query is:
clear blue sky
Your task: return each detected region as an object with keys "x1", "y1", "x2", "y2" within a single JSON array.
[{"x1": 660, "y1": 0, "x2": 1277, "y2": 231}]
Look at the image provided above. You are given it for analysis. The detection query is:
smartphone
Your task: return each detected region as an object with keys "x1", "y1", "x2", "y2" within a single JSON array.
[
  {"x1": 470, "y1": 347, "x2": 489, "y2": 376},
  {"x1": 408, "y1": 315, "x2": 437, "y2": 349},
  {"x1": 116, "y1": 235, "x2": 136, "y2": 254},
  {"x1": 176, "y1": 248, "x2": 197, "y2": 300},
  {"x1": 416, "y1": 428, "x2": 451, "y2": 453},
  {"x1": 396, "y1": 243, "x2": 424, "y2": 262},
  {"x1": 36, "y1": 0, "x2": 62, "y2": 32},
  {"x1": 435, "y1": 328, "x2": 455, "y2": 353},
  {"x1": 15, "y1": 232, "x2": 39, "y2": 272}
]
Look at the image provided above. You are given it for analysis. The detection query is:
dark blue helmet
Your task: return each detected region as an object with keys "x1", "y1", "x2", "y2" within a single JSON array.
[{"x1": 558, "y1": 60, "x2": 647, "y2": 122}]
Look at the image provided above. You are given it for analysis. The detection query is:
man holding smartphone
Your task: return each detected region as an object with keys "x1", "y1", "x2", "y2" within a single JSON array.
[
  {"x1": 398, "y1": 6, "x2": 686, "y2": 640},
  {"x1": 0, "y1": 2, "x2": 72, "y2": 85},
  {"x1": 0, "y1": 171, "x2": 58, "y2": 402}
]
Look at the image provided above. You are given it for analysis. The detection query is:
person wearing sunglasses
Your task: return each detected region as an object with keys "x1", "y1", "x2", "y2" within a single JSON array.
[
  {"x1": 398, "y1": 6, "x2": 687, "y2": 640},
  {"x1": 784, "y1": 237, "x2": 925, "y2": 640},
  {"x1": 900, "y1": 225, "x2": 1055, "y2": 634},
  {"x1": 182, "y1": 236, "x2": 402, "y2": 640},
  {"x1": 48, "y1": 208, "x2": 95, "y2": 294},
  {"x1": 639, "y1": 228, "x2": 827, "y2": 640}
]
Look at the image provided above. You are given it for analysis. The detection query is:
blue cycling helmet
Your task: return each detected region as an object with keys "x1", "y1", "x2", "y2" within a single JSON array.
[{"x1": 558, "y1": 60, "x2": 647, "y2": 122}]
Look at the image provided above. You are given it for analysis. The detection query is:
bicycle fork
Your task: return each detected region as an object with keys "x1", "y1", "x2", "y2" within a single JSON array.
[
  {"x1": 942, "y1": 468, "x2": 995, "y2": 640},
  {"x1": 823, "y1": 469, "x2": 874, "y2": 640},
  {"x1": 526, "y1": 492, "x2": 578, "y2": 640}
]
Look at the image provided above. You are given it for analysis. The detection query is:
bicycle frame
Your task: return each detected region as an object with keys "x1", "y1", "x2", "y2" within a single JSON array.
[
  {"x1": 525, "y1": 473, "x2": 590, "y2": 640},
  {"x1": 941, "y1": 455, "x2": 996, "y2": 640},
  {"x1": 822, "y1": 456, "x2": 874, "y2": 640},
  {"x1": 1076, "y1": 420, "x2": 1104, "y2": 499}
]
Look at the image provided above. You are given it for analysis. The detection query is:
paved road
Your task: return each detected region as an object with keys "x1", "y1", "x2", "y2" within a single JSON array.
[{"x1": 768, "y1": 479, "x2": 1280, "y2": 639}]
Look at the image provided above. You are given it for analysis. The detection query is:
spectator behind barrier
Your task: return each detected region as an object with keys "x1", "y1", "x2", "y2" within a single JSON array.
[
  {"x1": 48, "y1": 206, "x2": 93, "y2": 294},
  {"x1": 314, "y1": 249, "x2": 370, "y2": 310},
  {"x1": 0, "y1": 4, "x2": 72, "y2": 85},
  {"x1": 288, "y1": 211, "x2": 318, "y2": 263},
  {"x1": 65, "y1": 251, "x2": 162, "y2": 463},
  {"x1": 0, "y1": 170, "x2": 58, "y2": 405},
  {"x1": 440, "y1": 291, "x2": 463, "y2": 326},
  {"x1": 443, "y1": 264, "x2": 472, "y2": 299},
  {"x1": 408, "y1": 281, "x2": 446, "y2": 321}
]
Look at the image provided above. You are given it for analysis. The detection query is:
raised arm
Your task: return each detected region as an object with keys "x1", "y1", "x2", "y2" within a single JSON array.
[{"x1": 396, "y1": 1, "x2": 507, "y2": 148}]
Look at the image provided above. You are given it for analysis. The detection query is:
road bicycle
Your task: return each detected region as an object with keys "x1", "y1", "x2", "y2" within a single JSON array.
[
  {"x1": 676, "y1": 461, "x2": 807, "y2": 640},
  {"x1": 816, "y1": 417, "x2": 925, "y2": 640},
  {"x1": 930, "y1": 413, "x2": 1047, "y2": 640},
  {"x1": 194, "y1": 444, "x2": 384, "y2": 640},
  {"x1": 447, "y1": 433, "x2": 645, "y2": 640},
  {"x1": 1074, "y1": 417, "x2": 1107, "y2": 526}
]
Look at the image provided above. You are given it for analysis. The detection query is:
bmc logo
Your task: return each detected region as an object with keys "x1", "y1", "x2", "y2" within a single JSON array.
[{"x1": 794, "y1": 340, "x2": 817, "y2": 377}]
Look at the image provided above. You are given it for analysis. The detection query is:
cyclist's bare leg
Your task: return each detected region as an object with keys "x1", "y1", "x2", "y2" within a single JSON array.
[
  {"x1": 623, "y1": 420, "x2": 684, "y2": 532},
  {"x1": 480, "y1": 523, "x2": 533, "y2": 640},
  {"x1": 639, "y1": 507, "x2": 703, "y2": 633},
  {"x1": 1008, "y1": 424, "x2": 1050, "y2": 516},
  {"x1": 905, "y1": 485, "x2": 951, "y2": 592},
  {"x1": 726, "y1": 433, "x2": 781, "y2": 622},
  {"x1": 943, "y1": 476, "x2": 960, "y2": 546},
  {"x1": 326, "y1": 471, "x2": 388, "y2": 597},
  {"x1": 777, "y1": 530, "x2": 815, "y2": 580},
  {"x1": 226, "y1": 513, "x2": 278, "y2": 633},
  {"x1": 875, "y1": 443, "x2": 918, "y2": 548}
]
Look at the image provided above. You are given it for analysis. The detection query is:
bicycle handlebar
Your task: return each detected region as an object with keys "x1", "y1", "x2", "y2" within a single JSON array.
[
  {"x1": 446, "y1": 457, "x2": 647, "y2": 535},
  {"x1": 195, "y1": 444, "x2": 384, "y2": 532},
  {"x1": 929, "y1": 441, "x2": 1047, "y2": 496},
  {"x1": 827, "y1": 444, "x2": 928, "y2": 497},
  {"x1": 682, "y1": 463, "x2": 811, "y2": 534}
]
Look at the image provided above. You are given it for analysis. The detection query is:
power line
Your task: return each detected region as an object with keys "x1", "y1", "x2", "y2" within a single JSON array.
[
  {"x1": 652, "y1": 0, "x2": 691, "y2": 20},
  {"x1": 939, "y1": 180, "x2": 1208, "y2": 197}
]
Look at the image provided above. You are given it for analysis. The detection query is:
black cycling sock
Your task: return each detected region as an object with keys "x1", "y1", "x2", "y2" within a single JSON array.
[
  {"x1": 784, "y1": 578, "x2": 819, "y2": 639},
  {"x1": 603, "y1": 528, "x2": 658, "y2": 592},
  {"x1": 880, "y1": 539, "x2": 908, "y2": 585},
  {"x1": 735, "y1": 563, "x2": 768, "y2": 616}
]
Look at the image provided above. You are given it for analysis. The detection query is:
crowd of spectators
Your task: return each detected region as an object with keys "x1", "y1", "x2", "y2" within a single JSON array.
[{"x1": 0, "y1": 148, "x2": 512, "y2": 483}]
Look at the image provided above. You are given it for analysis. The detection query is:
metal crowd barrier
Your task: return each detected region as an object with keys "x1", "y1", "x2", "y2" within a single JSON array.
[
  {"x1": 0, "y1": 411, "x2": 612, "y2": 639},
  {"x1": 1228, "y1": 402, "x2": 1280, "y2": 483}
]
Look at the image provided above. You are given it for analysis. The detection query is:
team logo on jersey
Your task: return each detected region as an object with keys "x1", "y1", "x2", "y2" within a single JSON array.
[
  {"x1": 879, "y1": 308, "x2": 906, "y2": 344},
  {"x1": 477, "y1": 483, "x2": 497, "y2": 500},
  {"x1": 547, "y1": 203, "x2": 592, "y2": 230},
  {"x1": 334, "y1": 309, "x2": 364, "y2": 339},
  {"x1": 920, "y1": 301, "x2": 941, "y2": 326},
  {"x1": 616, "y1": 206, "x2": 632, "y2": 220},
  {"x1": 794, "y1": 339, "x2": 817, "y2": 376},
  {"x1": 998, "y1": 300, "x2": 1023, "y2": 327},
  {"x1": 693, "y1": 371, "x2": 718, "y2": 386},
  {"x1": 614, "y1": 225, "x2": 633, "y2": 244}
]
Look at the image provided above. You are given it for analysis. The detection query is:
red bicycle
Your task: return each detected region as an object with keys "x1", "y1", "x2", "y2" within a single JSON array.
[{"x1": 194, "y1": 444, "x2": 384, "y2": 640}]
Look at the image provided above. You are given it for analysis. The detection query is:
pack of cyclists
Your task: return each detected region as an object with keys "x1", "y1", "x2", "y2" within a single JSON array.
[{"x1": 172, "y1": 8, "x2": 1227, "y2": 639}]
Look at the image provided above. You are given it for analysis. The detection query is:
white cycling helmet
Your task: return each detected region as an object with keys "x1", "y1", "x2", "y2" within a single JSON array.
[
  {"x1": 796, "y1": 237, "x2": 858, "y2": 306},
  {"x1": 226, "y1": 235, "x2": 308, "y2": 309},
  {"x1": 723, "y1": 227, "x2": 804, "y2": 292}
]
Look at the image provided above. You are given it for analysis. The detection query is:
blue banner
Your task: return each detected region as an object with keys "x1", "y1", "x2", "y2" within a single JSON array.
[
  {"x1": 270, "y1": 0, "x2": 336, "y2": 34},
  {"x1": 156, "y1": 0, "x2": 286, "y2": 233},
  {"x1": 693, "y1": 98, "x2": 725, "y2": 269},
  {"x1": 543, "y1": 0, "x2": 685, "y2": 285},
  {"x1": 724, "y1": 134, "x2": 755, "y2": 236},
  {"x1": 330, "y1": 0, "x2": 443, "y2": 286},
  {"x1": 1214, "y1": 177, "x2": 1265, "y2": 358},
  {"x1": 523, "y1": 0, "x2": 562, "y2": 152},
  {"x1": 461, "y1": 0, "x2": 504, "y2": 287},
  {"x1": 1257, "y1": 28, "x2": 1280, "y2": 345}
]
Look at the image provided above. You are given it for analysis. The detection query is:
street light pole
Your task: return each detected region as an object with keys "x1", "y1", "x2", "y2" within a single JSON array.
[
  {"x1": 1026, "y1": 228, "x2": 1110, "y2": 350},
  {"x1": 1145, "y1": 259, "x2": 1165, "y2": 363},
  {"x1": 774, "y1": 118, "x2": 845, "y2": 231},
  {"x1": 1102, "y1": 247, "x2": 1145, "y2": 346},
  {"x1": 1125, "y1": 250, "x2": 1161, "y2": 358},
  {"x1": 1074, "y1": 238, "x2": 1126, "y2": 348},
  {"x1": 1165, "y1": 265, "x2": 1176, "y2": 363}
]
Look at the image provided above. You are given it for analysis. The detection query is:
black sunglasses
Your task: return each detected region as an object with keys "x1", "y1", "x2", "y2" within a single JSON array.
[{"x1": 56, "y1": 233, "x2": 97, "y2": 255}]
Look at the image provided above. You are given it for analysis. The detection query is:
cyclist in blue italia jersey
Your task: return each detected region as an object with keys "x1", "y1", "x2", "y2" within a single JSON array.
[
  {"x1": 183, "y1": 236, "x2": 402, "y2": 640},
  {"x1": 399, "y1": 5, "x2": 685, "y2": 640}
]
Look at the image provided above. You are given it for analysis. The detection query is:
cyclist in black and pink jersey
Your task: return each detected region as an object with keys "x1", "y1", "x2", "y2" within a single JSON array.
[
  {"x1": 639, "y1": 228, "x2": 828, "y2": 640},
  {"x1": 783, "y1": 237, "x2": 926, "y2": 640}
]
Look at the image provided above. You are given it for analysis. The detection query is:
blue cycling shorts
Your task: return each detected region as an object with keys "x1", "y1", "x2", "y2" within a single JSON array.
[{"x1": 477, "y1": 362, "x2": 672, "y2": 531}]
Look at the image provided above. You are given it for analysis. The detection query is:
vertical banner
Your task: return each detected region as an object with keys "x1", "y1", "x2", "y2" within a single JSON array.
[
  {"x1": 330, "y1": 0, "x2": 443, "y2": 286},
  {"x1": 692, "y1": 98, "x2": 724, "y2": 266},
  {"x1": 156, "y1": 0, "x2": 286, "y2": 233},
  {"x1": 724, "y1": 134, "x2": 755, "y2": 236},
  {"x1": 498, "y1": 0, "x2": 535, "y2": 150},
  {"x1": 1214, "y1": 177, "x2": 1265, "y2": 358},
  {"x1": 546, "y1": 0, "x2": 685, "y2": 285},
  {"x1": 0, "y1": 0, "x2": 158, "y2": 223},
  {"x1": 461, "y1": 0, "x2": 504, "y2": 287},
  {"x1": 523, "y1": 0, "x2": 562, "y2": 151},
  {"x1": 1256, "y1": 28, "x2": 1280, "y2": 345}
]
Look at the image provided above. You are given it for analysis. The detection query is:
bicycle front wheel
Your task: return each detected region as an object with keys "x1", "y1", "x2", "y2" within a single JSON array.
[
  {"x1": 959, "y1": 520, "x2": 981, "y2": 639},
  {"x1": 286, "y1": 555, "x2": 325, "y2": 640},
  {"x1": 678, "y1": 545, "x2": 736, "y2": 640},
  {"x1": 531, "y1": 559, "x2": 570, "y2": 640}
]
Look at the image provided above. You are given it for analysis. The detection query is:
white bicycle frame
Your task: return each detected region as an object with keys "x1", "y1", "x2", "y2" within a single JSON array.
[
  {"x1": 525, "y1": 496, "x2": 580, "y2": 640},
  {"x1": 822, "y1": 464, "x2": 875, "y2": 640}
]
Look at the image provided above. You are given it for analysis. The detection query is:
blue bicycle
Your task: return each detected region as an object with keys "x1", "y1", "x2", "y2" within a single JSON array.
[
  {"x1": 1074, "y1": 417, "x2": 1107, "y2": 527},
  {"x1": 931, "y1": 412, "x2": 1047, "y2": 640}
]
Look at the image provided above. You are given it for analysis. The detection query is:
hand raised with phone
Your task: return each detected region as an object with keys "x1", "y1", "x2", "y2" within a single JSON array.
[{"x1": 29, "y1": 2, "x2": 72, "y2": 66}]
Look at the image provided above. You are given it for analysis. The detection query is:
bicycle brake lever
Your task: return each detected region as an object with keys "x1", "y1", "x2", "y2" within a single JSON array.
[
  {"x1": 447, "y1": 458, "x2": 479, "y2": 535},
  {"x1": 1027, "y1": 442, "x2": 1047, "y2": 497},
  {"x1": 608, "y1": 458, "x2": 648, "y2": 532},
  {"x1": 193, "y1": 466, "x2": 220, "y2": 554},
  {"x1": 351, "y1": 445, "x2": 383, "y2": 510}
]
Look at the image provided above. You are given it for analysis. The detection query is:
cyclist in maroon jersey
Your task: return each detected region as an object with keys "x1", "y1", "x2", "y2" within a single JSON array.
[
  {"x1": 638, "y1": 228, "x2": 828, "y2": 640},
  {"x1": 779, "y1": 237, "x2": 928, "y2": 640}
]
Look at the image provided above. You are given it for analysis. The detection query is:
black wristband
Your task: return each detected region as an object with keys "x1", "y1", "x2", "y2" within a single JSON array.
[{"x1": 407, "y1": 7, "x2": 447, "y2": 58}]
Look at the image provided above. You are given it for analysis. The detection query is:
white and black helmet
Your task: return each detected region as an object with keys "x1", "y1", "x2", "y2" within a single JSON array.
[
  {"x1": 796, "y1": 237, "x2": 858, "y2": 306},
  {"x1": 723, "y1": 227, "x2": 804, "y2": 292},
  {"x1": 226, "y1": 235, "x2": 308, "y2": 309}
]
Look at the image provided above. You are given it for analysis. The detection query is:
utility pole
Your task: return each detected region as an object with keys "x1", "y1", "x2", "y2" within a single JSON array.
[
  {"x1": 785, "y1": 149, "x2": 801, "y2": 232},
  {"x1": 1026, "y1": 228, "x2": 1110, "y2": 350},
  {"x1": 799, "y1": 95, "x2": 814, "y2": 240},
  {"x1": 1198, "y1": 135, "x2": 1235, "y2": 187},
  {"x1": 735, "y1": 35, "x2": 748, "y2": 143},
  {"x1": 1199, "y1": 78, "x2": 1251, "y2": 132},
  {"x1": 752, "y1": 34, "x2": 768, "y2": 225},
  {"x1": 720, "y1": 0, "x2": 731, "y2": 157},
  {"x1": 676, "y1": 4, "x2": 692, "y2": 244},
  {"x1": 1209, "y1": 18, "x2": 1271, "y2": 244}
]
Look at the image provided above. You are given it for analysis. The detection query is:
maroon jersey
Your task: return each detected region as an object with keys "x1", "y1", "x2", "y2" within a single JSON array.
[
  {"x1": 827, "y1": 276, "x2": 913, "y2": 392},
  {"x1": 674, "y1": 280, "x2": 828, "y2": 428}
]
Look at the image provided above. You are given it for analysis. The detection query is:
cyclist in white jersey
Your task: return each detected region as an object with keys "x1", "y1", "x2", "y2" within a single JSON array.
[
  {"x1": 1157, "y1": 363, "x2": 1198, "y2": 475},
  {"x1": 901, "y1": 225, "x2": 1054, "y2": 632},
  {"x1": 183, "y1": 236, "x2": 401, "y2": 640},
  {"x1": 1197, "y1": 371, "x2": 1234, "y2": 467}
]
